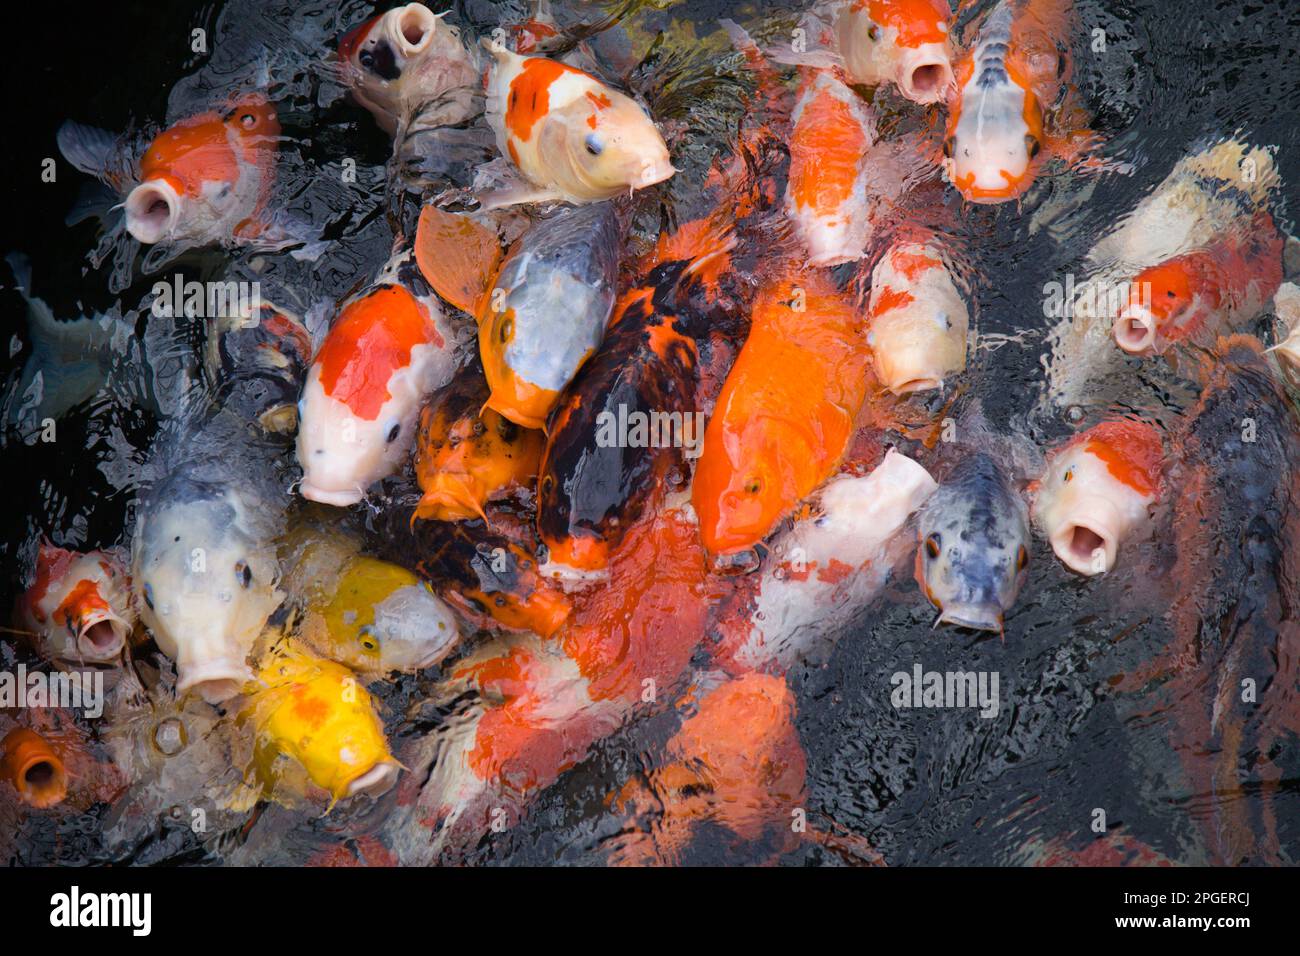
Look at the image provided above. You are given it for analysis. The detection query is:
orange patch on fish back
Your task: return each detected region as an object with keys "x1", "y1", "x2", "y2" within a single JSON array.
[
  {"x1": 506, "y1": 57, "x2": 580, "y2": 142},
  {"x1": 316, "y1": 286, "x2": 438, "y2": 420},
  {"x1": 870, "y1": 286, "x2": 915, "y2": 316},
  {"x1": 789, "y1": 80, "x2": 869, "y2": 216},
  {"x1": 289, "y1": 687, "x2": 331, "y2": 730}
]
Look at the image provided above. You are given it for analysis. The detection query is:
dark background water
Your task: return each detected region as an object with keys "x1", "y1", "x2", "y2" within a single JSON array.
[{"x1": 3, "y1": 0, "x2": 1300, "y2": 865}]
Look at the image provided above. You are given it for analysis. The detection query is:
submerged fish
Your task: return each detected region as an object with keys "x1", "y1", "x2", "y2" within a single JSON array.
[
  {"x1": 1032, "y1": 419, "x2": 1162, "y2": 575},
  {"x1": 944, "y1": 0, "x2": 1090, "y2": 203},
  {"x1": 296, "y1": 251, "x2": 464, "y2": 506},
  {"x1": 785, "y1": 70, "x2": 876, "y2": 266},
  {"x1": 15, "y1": 542, "x2": 134, "y2": 664},
  {"x1": 916, "y1": 416, "x2": 1033, "y2": 633},
  {"x1": 482, "y1": 45, "x2": 674, "y2": 205},
  {"x1": 608, "y1": 673, "x2": 807, "y2": 866},
  {"x1": 413, "y1": 365, "x2": 545, "y2": 522},
  {"x1": 415, "y1": 202, "x2": 621, "y2": 429},
  {"x1": 693, "y1": 269, "x2": 872, "y2": 556},
  {"x1": 60, "y1": 94, "x2": 281, "y2": 246},
  {"x1": 865, "y1": 240, "x2": 969, "y2": 395},
  {"x1": 240, "y1": 642, "x2": 400, "y2": 807},
  {"x1": 204, "y1": 299, "x2": 312, "y2": 434}
]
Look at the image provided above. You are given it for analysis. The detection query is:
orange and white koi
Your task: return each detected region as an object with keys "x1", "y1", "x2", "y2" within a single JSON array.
[
  {"x1": 1113, "y1": 214, "x2": 1284, "y2": 355},
  {"x1": 1032, "y1": 419, "x2": 1162, "y2": 575},
  {"x1": 296, "y1": 252, "x2": 464, "y2": 506},
  {"x1": 693, "y1": 270, "x2": 873, "y2": 556},
  {"x1": 866, "y1": 240, "x2": 969, "y2": 394},
  {"x1": 415, "y1": 202, "x2": 621, "y2": 430},
  {"x1": 482, "y1": 45, "x2": 674, "y2": 205},
  {"x1": 15, "y1": 542, "x2": 133, "y2": 663},
  {"x1": 337, "y1": 3, "x2": 480, "y2": 136},
  {"x1": 786, "y1": 70, "x2": 876, "y2": 266},
  {"x1": 944, "y1": 0, "x2": 1086, "y2": 203},
  {"x1": 836, "y1": 0, "x2": 956, "y2": 102},
  {"x1": 58, "y1": 94, "x2": 280, "y2": 246}
]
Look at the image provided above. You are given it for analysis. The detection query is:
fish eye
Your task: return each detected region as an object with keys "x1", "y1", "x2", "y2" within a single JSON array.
[
  {"x1": 386, "y1": 422, "x2": 401, "y2": 443},
  {"x1": 585, "y1": 133, "x2": 604, "y2": 156},
  {"x1": 359, "y1": 49, "x2": 374, "y2": 67},
  {"x1": 235, "y1": 560, "x2": 252, "y2": 588},
  {"x1": 867, "y1": 25, "x2": 880, "y2": 42},
  {"x1": 1063, "y1": 467, "x2": 1073, "y2": 483},
  {"x1": 1025, "y1": 135, "x2": 1041, "y2": 159},
  {"x1": 540, "y1": 475, "x2": 554, "y2": 495},
  {"x1": 143, "y1": 582, "x2": 155, "y2": 610},
  {"x1": 925, "y1": 533, "x2": 941, "y2": 559},
  {"x1": 744, "y1": 477, "x2": 763, "y2": 495},
  {"x1": 239, "y1": 113, "x2": 257, "y2": 128},
  {"x1": 1016, "y1": 545, "x2": 1029, "y2": 571},
  {"x1": 498, "y1": 316, "x2": 514, "y2": 343},
  {"x1": 942, "y1": 137, "x2": 954, "y2": 159},
  {"x1": 359, "y1": 630, "x2": 379, "y2": 652}
]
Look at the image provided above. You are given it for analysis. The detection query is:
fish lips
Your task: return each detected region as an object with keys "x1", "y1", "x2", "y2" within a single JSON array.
[{"x1": 933, "y1": 601, "x2": 1005, "y2": 634}]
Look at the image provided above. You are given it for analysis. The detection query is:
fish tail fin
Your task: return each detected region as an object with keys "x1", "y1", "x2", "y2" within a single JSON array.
[{"x1": 414, "y1": 205, "x2": 501, "y2": 316}]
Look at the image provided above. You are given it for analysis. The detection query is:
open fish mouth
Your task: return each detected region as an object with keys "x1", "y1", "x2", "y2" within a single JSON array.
[{"x1": 933, "y1": 602, "x2": 1005, "y2": 634}]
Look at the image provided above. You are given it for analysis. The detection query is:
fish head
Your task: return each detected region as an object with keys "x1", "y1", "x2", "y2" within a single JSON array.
[
  {"x1": 839, "y1": 0, "x2": 954, "y2": 102},
  {"x1": 694, "y1": 420, "x2": 802, "y2": 556},
  {"x1": 916, "y1": 467, "x2": 1030, "y2": 633},
  {"x1": 125, "y1": 95, "x2": 279, "y2": 244},
  {"x1": 134, "y1": 493, "x2": 280, "y2": 703},
  {"x1": 24, "y1": 544, "x2": 132, "y2": 662},
  {"x1": 339, "y1": 4, "x2": 467, "y2": 130},
  {"x1": 1032, "y1": 422, "x2": 1160, "y2": 576},
  {"x1": 1113, "y1": 255, "x2": 1214, "y2": 355},
  {"x1": 317, "y1": 556, "x2": 460, "y2": 672},
  {"x1": 296, "y1": 287, "x2": 442, "y2": 506},
  {"x1": 944, "y1": 64, "x2": 1042, "y2": 203},
  {"x1": 542, "y1": 92, "x2": 674, "y2": 199}
]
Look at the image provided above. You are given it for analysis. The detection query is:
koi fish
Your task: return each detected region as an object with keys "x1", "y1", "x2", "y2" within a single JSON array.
[
  {"x1": 337, "y1": 3, "x2": 480, "y2": 136},
  {"x1": 944, "y1": 0, "x2": 1088, "y2": 203},
  {"x1": 1041, "y1": 138, "x2": 1280, "y2": 413},
  {"x1": 537, "y1": 217, "x2": 736, "y2": 571},
  {"x1": 0, "y1": 727, "x2": 68, "y2": 809},
  {"x1": 608, "y1": 673, "x2": 807, "y2": 866},
  {"x1": 786, "y1": 70, "x2": 876, "y2": 266},
  {"x1": 766, "y1": 0, "x2": 956, "y2": 104},
  {"x1": 60, "y1": 94, "x2": 280, "y2": 245},
  {"x1": 204, "y1": 299, "x2": 312, "y2": 434},
  {"x1": 866, "y1": 240, "x2": 969, "y2": 394},
  {"x1": 1113, "y1": 214, "x2": 1284, "y2": 355},
  {"x1": 239, "y1": 642, "x2": 400, "y2": 807},
  {"x1": 415, "y1": 202, "x2": 621, "y2": 429},
  {"x1": 1267, "y1": 281, "x2": 1300, "y2": 385},
  {"x1": 296, "y1": 252, "x2": 464, "y2": 506},
  {"x1": 482, "y1": 45, "x2": 674, "y2": 205},
  {"x1": 717, "y1": 450, "x2": 937, "y2": 673},
  {"x1": 1032, "y1": 419, "x2": 1162, "y2": 575},
  {"x1": 1121, "y1": 337, "x2": 1300, "y2": 864},
  {"x1": 15, "y1": 542, "x2": 133, "y2": 663},
  {"x1": 693, "y1": 270, "x2": 872, "y2": 556},
  {"x1": 413, "y1": 365, "x2": 545, "y2": 522}
]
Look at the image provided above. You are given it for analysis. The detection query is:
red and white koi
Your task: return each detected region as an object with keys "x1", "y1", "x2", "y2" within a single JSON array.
[
  {"x1": 866, "y1": 240, "x2": 969, "y2": 394},
  {"x1": 296, "y1": 252, "x2": 464, "y2": 506},
  {"x1": 836, "y1": 0, "x2": 956, "y2": 103},
  {"x1": 15, "y1": 542, "x2": 133, "y2": 664}
]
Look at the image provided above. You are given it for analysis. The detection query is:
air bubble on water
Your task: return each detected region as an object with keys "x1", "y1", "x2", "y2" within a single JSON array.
[{"x1": 153, "y1": 717, "x2": 188, "y2": 756}]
